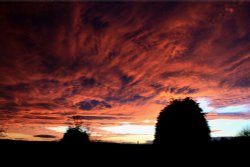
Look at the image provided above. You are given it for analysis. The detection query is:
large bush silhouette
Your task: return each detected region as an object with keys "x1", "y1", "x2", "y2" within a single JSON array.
[
  {"x1": 61, "y1": 126, "x2": 90, "y2": 144},
  {"x1": 154, "y1": 97, "x2": 211, "y2": 145}
]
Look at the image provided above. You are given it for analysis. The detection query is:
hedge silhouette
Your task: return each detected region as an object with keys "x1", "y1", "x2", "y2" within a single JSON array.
[
  {"x1": 61, "y1": 126, "x2": 90, "y2": 144},
  {"x1": 154, "y1": 97, "x2": 211, "y2": 145}
]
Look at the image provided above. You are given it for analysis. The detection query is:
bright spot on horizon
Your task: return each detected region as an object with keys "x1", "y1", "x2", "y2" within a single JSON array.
[
  {"x1": 142, "y1": 120, "x2": 153, "y2": 123},
  {"x1": 47, "y1": 126, "x2": 68, "y2": 133},
  {"x1": 100, "y1": 125, "x2": 155, "y2": 135},
  {"x1": 103, "y1": 134, "x2": 154, "y2": 144}
]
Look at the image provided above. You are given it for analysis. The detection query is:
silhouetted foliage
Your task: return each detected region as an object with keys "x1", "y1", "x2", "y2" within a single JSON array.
[
  {"x1": 61, "y1": 126, "x2": 90, "y2": 144},
  {"x1": 154, "y1": 97, "x2": 211, "y2": 145},
  {"x1": 237, "y1": 127, "x2": 250, "y2": 137}
]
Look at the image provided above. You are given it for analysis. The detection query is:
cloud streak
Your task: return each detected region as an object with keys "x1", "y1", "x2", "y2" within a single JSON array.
[{"x1": 33, "y1": 134, "x2": 56, "y2": 139}]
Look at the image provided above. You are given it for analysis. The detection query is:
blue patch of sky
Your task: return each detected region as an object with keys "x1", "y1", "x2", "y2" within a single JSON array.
[
  {"x1": 197, "y1": 98, "x2": 250, "y2": 113},
  {"x1": 216, "y1": 105, "x2": 250, "y2": 113},
  {"x1": 209, "y1": 119, "x2": 250, "y2": 137},
  {"x1": 197, "y1": 98, "x2": 214, "y2": 113}
]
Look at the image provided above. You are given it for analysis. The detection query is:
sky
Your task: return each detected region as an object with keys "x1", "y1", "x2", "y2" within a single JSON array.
[{"x1": 0, "y1": 1, "x2": 250, "y2": 143}]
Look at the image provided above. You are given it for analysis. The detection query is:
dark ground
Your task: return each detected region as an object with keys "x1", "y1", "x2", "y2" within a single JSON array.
[{"x1": 1, "y1": 138, "x2": 249, "y2": 165}]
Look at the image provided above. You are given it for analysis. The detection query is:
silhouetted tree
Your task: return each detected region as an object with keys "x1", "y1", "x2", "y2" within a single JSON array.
[
  {"x1": 237, "y1": 127, "x2": 250, "y2": 137},
  {"x1": 61, "y1": 126, "x2": 90, "y2": 144},
  {"x1": 154, "y1": 97, "x2": 211, "y2": 145}
]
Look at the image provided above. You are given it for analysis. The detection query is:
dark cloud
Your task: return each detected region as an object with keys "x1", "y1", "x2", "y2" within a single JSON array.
[
  {"x1": 126, "y1": 95, "x2": 149, "y2": 103},
  {"x1": 207, "y1": 112, "x2": 250, "y2": 120},
  {"x1": 166, "y1": 86, "x2": 199, "y2": 95},
  {"x1": 176, "y1": 86, "x2": 199, "y2": 94},
  {"x1": 23, "y1": 115, "x2": 59, "y2": 120},
  {"x1": 3, "y1": 83, "x2": 30, "y2": 92},
  {"x1": 155, "y1": 99, "x2": 168, "y2": 105},
  {"x1": 32, "y1": 103, "x2": 58, "y2": 110},
  {"x1": 53, "y1": 111, "x2": 75, "y2": 116},
  {"x1": 105, "y1": 94, "x2": 150, "y2": 104},
  {"x1": 71, "y1": 115, "x2": 117, "y2": 120},
  {"x1": 0, "y1": 91, "x2": 13, "y2": 101},
  {"x1": 39, "y1": 56, "x2": 62, "y2": 74},
  {"x1": 220, "y1": 75, "x2": 250, "y2": 89},
  {"x1": 33, "y1": 134, "x2": 56, "y2": 138},
  {"x1": 223, "y1": 55, "x2": 250, "y2": 73},
  {"x1": 16, "y1": 102, "x2": 59, "y2": 111},
  {"x1": 86, "y1": 16, "x2": 109, "y2": 31},
  {"x1": 51, "y1": 100, "x2": 72, "y2": 111},
  {"x1": 160, "y1": 70, "x2": 212, "y2": 81},
  {"x1": 79, "y1": 77, "x2": 96, "y2": 87},
  {"x1": 217, "y1": 112, "x2": 246, "y2": 116},
  {"x1": 0, "y1": 101, "x2": 59, "y2": 115},
  {"x1": 120, "y1": 75, "x2": 133, "y2": 85},
  {"x1": 160, "y1": 71, "x2": 182, "y2": 79},
  {"x1": 80, "y1": 3, "x2": 112, "y2": 31},
  {"x1": 0, "y1": 102, "x2": 19, "y2": 112},
  {"x1": 149, "y1": 83, "x2": 164, "y2": 91},
  {"x1": 7, "y1": 3, "x2": 72, "y2": 28},
  {"x1": 77, "y1": 100, "x2": 112, "y2": 110},
  {"x1": 233, "y1": 77, "x2": 250, "y2": 88},
  {"x1": 53, "y1": 97, "x2": 66, "y2": 105},
  {"x1": 102, "y1": 113, "x2": 131, "y2": 116}
]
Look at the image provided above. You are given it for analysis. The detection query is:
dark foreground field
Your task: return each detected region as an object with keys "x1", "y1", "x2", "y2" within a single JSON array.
[{"x1": 1, "y1": 138, "x2": 250, "y2": 164}]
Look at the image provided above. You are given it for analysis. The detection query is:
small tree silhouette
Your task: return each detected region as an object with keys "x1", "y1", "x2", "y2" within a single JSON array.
[
  {"x1": 154, "y1": 97, "x2": 211, "y2": 145},
  {"x1": 237, "y1": 127, "x2": 250, "y2": 137},
  {"x1": 61, "y1": 126, "x2": 90, "y2": 144},
  {"x1": 60, "y1": 114, "x2": 91, "y2": 144}
]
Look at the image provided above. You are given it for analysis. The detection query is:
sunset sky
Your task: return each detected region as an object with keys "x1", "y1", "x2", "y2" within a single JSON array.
[{"x1": 0, "y1": 1, "x2": 250, "y2": 143}]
